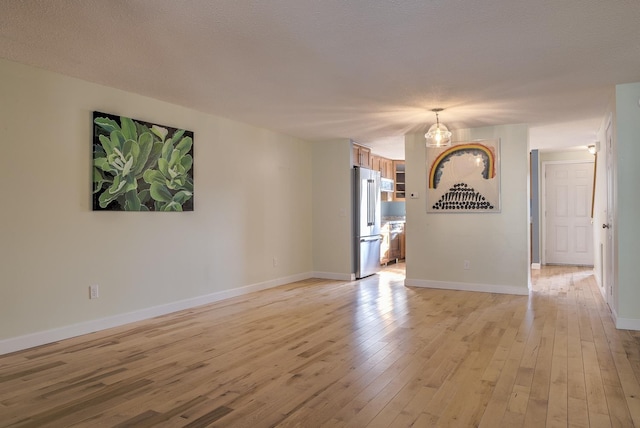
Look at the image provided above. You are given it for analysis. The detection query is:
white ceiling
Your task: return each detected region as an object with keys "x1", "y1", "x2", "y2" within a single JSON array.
[{"x1": 2, "y1": 1, "x2": 639, "y2": 159}]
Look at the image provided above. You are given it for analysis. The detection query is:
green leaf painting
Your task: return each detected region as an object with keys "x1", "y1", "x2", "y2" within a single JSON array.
[{"x1": 92, "y1": 111, "x2": 194, "y2": 211}]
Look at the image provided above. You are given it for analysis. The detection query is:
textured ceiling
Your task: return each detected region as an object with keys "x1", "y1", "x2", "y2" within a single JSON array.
[{"x1": 2, "y1": 1, "x2": 639, "y2": 159}]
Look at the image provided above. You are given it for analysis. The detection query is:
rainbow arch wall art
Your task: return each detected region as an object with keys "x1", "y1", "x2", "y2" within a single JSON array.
[{"x1": 426, "y1": 139, "x2": 501, "y2": 213}]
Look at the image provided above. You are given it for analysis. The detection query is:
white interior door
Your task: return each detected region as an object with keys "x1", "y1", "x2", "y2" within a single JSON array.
[
  {"x1": 604, "y1": 119, "x2": 614, "y2": 305},
  {"x1": 544, "y1": 162, "x2": 594, "y2": 265}
]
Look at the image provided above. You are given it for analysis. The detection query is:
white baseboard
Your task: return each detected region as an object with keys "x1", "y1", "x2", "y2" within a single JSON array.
[
  {"x1": 531, "y1": 263, "x2": 541, "y2": 270},
  {"x1": 0, "y1": 272, "x2": 313, "y2": 356},
  {"x1": 405, "y1": 278, "x2": 530, "y2": 296},
  {"x1": 592, "y1": 278, "x2": 637, "y2": 331},
  {"x1": 312, "y1": 271, "x2": 353, "y2": 281},
  {"x1": 611, "y1": 308, "x2": 640, "y2": 331},
  {"x1": 594, "y1": 275, "x2": 608, "y2": 301}
]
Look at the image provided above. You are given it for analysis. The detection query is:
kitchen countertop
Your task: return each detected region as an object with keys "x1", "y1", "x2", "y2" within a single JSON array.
[{"x1": 382, "y1": 216, "x2": 406, "y2": 223}]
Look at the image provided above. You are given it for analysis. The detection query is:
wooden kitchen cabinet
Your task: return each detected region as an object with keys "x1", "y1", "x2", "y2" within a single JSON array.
[
  {"x1": 380, "y1": 158, "x2": 394, "y2": 179},
  {"x1": 389, "y1": 230, "x2": 401, "y2": 260},
  {"x1": 380, "y1": 223, "x2": 391, "y2": 265},
  {"x1": 370, "y1": 155, "x2": 380, "y2": 172},
  {"x1": 352, "y1": 144, "x2": 372, "y2": 169},
  {"x1": 352, "y1": 146, "x2": 395, "y2": 178},
  {"x1": 393, "y1": 161, "x2": 405, "y2": 200},
  {"x1": 381, "y1": 221, "x2": 405, "y2": 264}
]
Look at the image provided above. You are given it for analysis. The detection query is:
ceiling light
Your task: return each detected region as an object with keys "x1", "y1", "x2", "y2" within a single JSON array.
[{"x1": 425, "y1": 108, "x2": 452, "y2": 148}]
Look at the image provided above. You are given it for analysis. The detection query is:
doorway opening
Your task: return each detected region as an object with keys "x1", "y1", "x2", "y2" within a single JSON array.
[
  {"x1": 380, "y1": 193, "x2": 406, "y2": 279},
  {"x1": 541, "y1": 160, "x2": 595, "y2": 266}
]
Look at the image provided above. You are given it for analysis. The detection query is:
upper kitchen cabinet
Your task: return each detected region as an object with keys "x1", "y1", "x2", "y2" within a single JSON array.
[
  {"x1": 366, "y1": 152, "x2": 394, "y2": 179},
  {"x1": 393, "y1": 161, "x2": 405, "y2": 200},
  {"x1": 352, "y1": 143, "x2": 372, "y2": 169},
  {"x1": 380, "y1": 158, "x2": 394, "y2": 179},
  {"x1": 371, "y1": 154, "x2": 381, "y2": 172}
]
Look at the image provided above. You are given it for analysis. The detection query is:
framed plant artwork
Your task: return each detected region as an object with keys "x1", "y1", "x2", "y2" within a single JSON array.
[
  {"x1": 426, "y1": 139, "x2": 500, "y2": 213},
  {"x1": 92, "y1": 111, "x2": 194, "y2": 211}
]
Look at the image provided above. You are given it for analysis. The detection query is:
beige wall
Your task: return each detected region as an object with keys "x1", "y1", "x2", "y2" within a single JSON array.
[
  {"x1": 311, "y1": 139, "x2": 353, "y2": 278},
  {"x1": 4, "y1": 56, "x2": 637, "y2": 350},
  {"x1": 405, "y1": 125, "x2": 530, "y2": 294},
  {"x1": 0, "y1": 59, "x2": 314, "y2": 345}
]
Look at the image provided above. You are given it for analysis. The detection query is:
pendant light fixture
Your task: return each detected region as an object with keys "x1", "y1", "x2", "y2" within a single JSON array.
[{"x1": 425, "y1": 108, "x2": 452, "y2": 148}]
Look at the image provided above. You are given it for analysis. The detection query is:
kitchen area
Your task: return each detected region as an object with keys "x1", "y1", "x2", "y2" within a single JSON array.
[
  {"x1": 380, "y1": 202, "x2": 406, "y2": 266},
  {"x1": 352, "y1": 143, "x2": 406, "y2": 275}
]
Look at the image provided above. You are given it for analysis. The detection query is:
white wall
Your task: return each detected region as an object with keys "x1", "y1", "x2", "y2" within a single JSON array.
[
  {"x1": 0, "y1": 59, "x2": 314, "y2": 351},
  {"x1": 311, "y1": 139, "x2": 353, "y2": 279},
  {"x1": 405, "y1": 125, "x2": 530, "y2": 294},
  {"x1": 615, "y1": 82, "x2": 640, "y2": 326},
  {"x1": 592, "y1": 103, "x2": 614, "y2": 302},
  {"x1": 589, "y1": 82, "x2": 640, "y2": 330},
  {"x1": 539, "y1": 150, "x2": 594, "y2": 162}
]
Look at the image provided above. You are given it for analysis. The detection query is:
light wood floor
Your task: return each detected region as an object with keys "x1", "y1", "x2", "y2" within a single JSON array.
[{"x1": 2, "y1": 265, "x2": 640, "y2": 427}]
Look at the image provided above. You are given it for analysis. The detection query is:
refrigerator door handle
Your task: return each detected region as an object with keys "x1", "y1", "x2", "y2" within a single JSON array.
[{"x1": 367, "y1": 179, "x2": 375, "y2": 226}]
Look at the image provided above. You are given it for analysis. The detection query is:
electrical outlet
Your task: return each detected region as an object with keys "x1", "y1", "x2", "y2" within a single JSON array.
[
  {"x1": 463, "y1": 260, "x2": 470, "y2": 270},
  {"x1": 89, "y1": 284, "x2": 99, "y2": 299},
  {"x1": 273, "y1": 257, "x2": 278, "y2": 267}
]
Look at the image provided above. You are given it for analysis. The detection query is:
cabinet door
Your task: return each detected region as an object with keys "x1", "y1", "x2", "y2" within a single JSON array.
[
  {"x1": 380, "y1": 225, "x2": 390, "y2": 264},
  {"x1": 351, "y1": 144, "x2": 362, "y2": 166},
  {"x1": 384, "y1": 159, "x2": 394, "y2": 178},
  {"x1": 390, "y1": 234, "x2": 400, "y2": 258},
  {"x1": 393, "y1": 161, "x2": 405, "y2": 200},
  {"x1": 359, "y1": 146, "x2": 372, "y2": 168},
  {"x1": 380, "y1": 159, "x2": 387, "y2": 178},
  {"x1": 370, "y1": 155, "x2": 380, "y2": 172},
  {"x1": 352, "y1": 144, "x2": 372, "y2": 168}
]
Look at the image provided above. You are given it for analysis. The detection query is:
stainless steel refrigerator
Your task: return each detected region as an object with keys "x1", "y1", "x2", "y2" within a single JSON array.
[{"x1": 354, "y1": 166, "x2": 382, "y2": 279}]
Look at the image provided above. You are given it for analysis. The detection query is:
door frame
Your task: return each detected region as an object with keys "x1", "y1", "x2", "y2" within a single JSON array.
[
  {"x1": 604, "y1": 114, "x2": 615, "y2": 307},
  {"x1": 540, "y1": 159, "x2": 595, "y2": 266}
]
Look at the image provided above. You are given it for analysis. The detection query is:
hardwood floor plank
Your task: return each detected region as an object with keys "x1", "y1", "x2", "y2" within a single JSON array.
[
  {"x1": 388, "y1": 385, "x2": 437, "y2": 427},
  {"x1": 546, "y1": 290, "x2": 568, "y2": 428},
  {"x1": 582, "y1": 341, "x2": 610, "y2": 418},
  {"x1": 477, "y1": 329, "x2": 527, "y2": 427},
  {"x1": 523, "y1": 299, "x2": 556, "y2": 426},
  {"x1": 605, "y1": 334, "x2": 640, "y2": 426},
  {"x1": 567, "y1": 295, "x2": 588, "y2": 427},
  {"x1": 1, "y1": 265, "x2": 638, "y2": 427}
]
